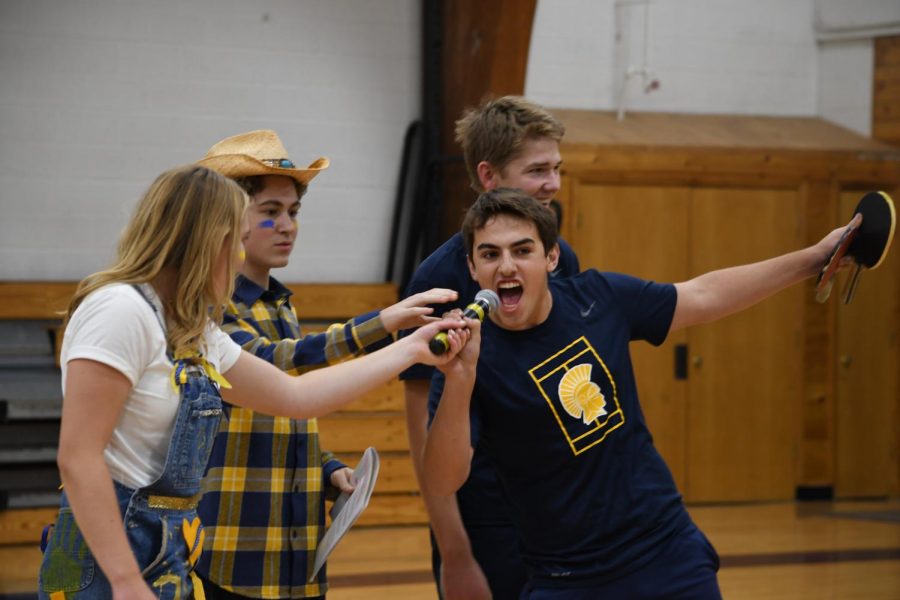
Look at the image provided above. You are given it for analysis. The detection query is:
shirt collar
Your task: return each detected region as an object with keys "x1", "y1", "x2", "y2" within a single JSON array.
[{"x1": 233, "y1": 274, "x2": 293, "y2": 305}]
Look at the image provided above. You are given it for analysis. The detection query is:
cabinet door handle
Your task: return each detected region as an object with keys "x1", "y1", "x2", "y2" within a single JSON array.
[
  {"x1": 839, "y1": 355, "x2": 852, "y2": 367},
  {"x1": 675, "y1": 344, "x2": 688, "y2": 380}
]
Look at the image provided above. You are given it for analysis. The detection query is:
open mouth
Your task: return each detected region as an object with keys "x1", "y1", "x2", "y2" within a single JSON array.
[{"x1": 497, "y1": 281, "x2": 523, "y2": 309}]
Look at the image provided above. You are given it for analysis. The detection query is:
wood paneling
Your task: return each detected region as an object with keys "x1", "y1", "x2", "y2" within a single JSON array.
[
  {"x1": 556, "y1": 174, "x2": 575, "y2": 242},
  {"x1": 0, "y1": 281, "x2": 423, "y2": 530},
  {"x1": 285, "y1": 283, "x2": 398, "y2": 320},
  {"x1": 333, "y1": 452, "x2": 417, "y2": 494},
  {"x1": 572, "y1": 183, "x2": 690, "y2": 489},
  {"x1": 874, "y1": 36, "x2": 900, "y2": 144},
  {"x1": 560, "y1": 111, "x2": 900, "y2": 501},
  {"x1": 0, "y1": 544, "x2": 43, "y2": 595},
  {"x1": 350, "y1": 494, "x2": 428, "y2": 527},
  {"x1": 0, "y1": 282, "x2": 76, "y2": 319},
  {"x1": 798, "y1": 180, "x2": 840, "y2": 487},
  {"x1": 571, "y1": 184, "x2": 807, "y2": 501},
  {"x1": 0, "y1": 282, "x2": 398, "y2": 321},
  {"x1": 340, "y1": 379, "x2": 404, "y2": 413},
  {"x1": 0, "y1": 507, "x2": 57, "y2": 545},
  {"x1": 834, "y1": 188, "x2": 900, "y2": 498},
  {"x1": 556, "y1": 109, "x2": 900, "y2": 151},
  {"x1": 319, "y1": 414, "x2": 410, "y2": 453},
  {"x1": 437, "y1": 0, "x2": 537, "y2": 239},
  {"x1": 686, "y1": 188, "x2": 804, "y2": 501},
  {"x1": 562, "y1": 145, "x2": 900, "y2": 183}
]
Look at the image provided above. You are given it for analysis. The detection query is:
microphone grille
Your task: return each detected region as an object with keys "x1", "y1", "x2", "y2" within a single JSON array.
[{"x1": 475, "y1": 289, "x2": 500, "y2": 313}]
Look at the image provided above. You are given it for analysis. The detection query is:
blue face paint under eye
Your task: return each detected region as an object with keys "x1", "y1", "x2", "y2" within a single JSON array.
[{"x1": 258, "y1": 219, "x2": 276, "y2": 229}]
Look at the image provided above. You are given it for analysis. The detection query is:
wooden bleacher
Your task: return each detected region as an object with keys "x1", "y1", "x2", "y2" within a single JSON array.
[{"x1": 0, "y1": 281, "x2": 425, "y2": 593}]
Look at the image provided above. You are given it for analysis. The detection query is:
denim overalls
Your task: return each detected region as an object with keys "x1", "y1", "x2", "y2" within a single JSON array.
[{"x1": 39, "y1": 286, "x2": 226, "y2": 599}]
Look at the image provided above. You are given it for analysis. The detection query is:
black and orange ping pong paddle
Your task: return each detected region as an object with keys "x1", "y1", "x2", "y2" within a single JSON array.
[
  {"x1": 840, "y1": 191, "x2": 896, "y2": 303},
  {"x1": 815, "y1": 191, "x2": 895, "y2": 304}
]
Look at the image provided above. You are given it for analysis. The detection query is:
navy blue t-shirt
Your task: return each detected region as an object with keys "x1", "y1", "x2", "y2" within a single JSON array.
[
  {"x1": 402, "y1": 231, "x2": 579, "y2": 526},
  {"x1": 430, "y1": 270, "x2": 691, "y2": 584}
]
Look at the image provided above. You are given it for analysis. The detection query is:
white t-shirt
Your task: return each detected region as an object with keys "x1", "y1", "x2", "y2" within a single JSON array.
[{"x1": 61, "y1": 283, "x2": 242, "y2": 489}]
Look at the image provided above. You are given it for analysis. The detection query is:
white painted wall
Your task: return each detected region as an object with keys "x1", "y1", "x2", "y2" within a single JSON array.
[
  {"x1": 526, "y1": 0, "x2": 884, "y2": 138},
  {"x1": 527, "y1": 0, "x2": 820, "y2": 117},
  {"x1": 0, "y1": 0, "x2": 893, "y2": 283},
  {"x1": 819, "y1": 39, "x2": 874, "y2": 137},
  {"x1": 0, "y1": 0, "x2": 419, "y2": 282}
]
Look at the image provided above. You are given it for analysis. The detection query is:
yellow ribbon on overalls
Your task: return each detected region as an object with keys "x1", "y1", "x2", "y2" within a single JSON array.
[
  {"x1": 182, "y1": 516, "x2": 205, "y2": 567},
  {"x1": 170, "y1": 349, "x2": 232, "y2": 391},
  {"x1": 182, "y1": 516, "x2": 208, "y2": 598}
]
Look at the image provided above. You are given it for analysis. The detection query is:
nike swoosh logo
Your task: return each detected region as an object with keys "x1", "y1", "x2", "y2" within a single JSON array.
[{"x1": 580, "y1": 301, "x2": 596, "y2": 318}]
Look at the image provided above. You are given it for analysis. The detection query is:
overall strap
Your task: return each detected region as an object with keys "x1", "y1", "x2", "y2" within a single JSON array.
[
  {"x1": 131, "y1": 283, "x2": 174, "y2": 362},
  {"x1": 131, "y1": 284, "x2": 231, "y2": 390}
]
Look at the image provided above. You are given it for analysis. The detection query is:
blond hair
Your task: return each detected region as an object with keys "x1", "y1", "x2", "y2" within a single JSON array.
[
  {"x1": 66, "y1": 165, "x2": 247, "y2": 356},
  {"x1": 454, "y1": 96, "x2": 565, "y2": 193}
]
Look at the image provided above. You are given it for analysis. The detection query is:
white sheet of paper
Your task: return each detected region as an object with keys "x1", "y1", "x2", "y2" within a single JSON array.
[{"x1": 310, "y1": 446, "x2": 380, "y2": 581}]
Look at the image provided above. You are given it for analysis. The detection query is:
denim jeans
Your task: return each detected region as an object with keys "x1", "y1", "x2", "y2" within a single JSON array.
[{"x1": 39, "y1": 371, "x2": 224, "y2": 599}]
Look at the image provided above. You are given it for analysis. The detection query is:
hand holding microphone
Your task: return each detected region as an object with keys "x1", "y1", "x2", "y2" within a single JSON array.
[{"x1": 429, "y1": 289, "x2": 499, "y2": 355}]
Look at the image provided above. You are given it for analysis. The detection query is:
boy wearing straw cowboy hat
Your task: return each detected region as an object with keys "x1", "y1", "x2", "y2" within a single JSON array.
[{"x1": 195, "y1": 130, "x2": 457, "y2": 599}]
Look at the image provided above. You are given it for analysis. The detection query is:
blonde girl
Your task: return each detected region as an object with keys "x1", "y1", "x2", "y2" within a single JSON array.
[{"x1": 38, "y1": 165, "x2": 467, "y2": 599}]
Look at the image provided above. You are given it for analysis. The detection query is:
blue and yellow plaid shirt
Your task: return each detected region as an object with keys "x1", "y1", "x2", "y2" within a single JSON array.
[{"x1": 197, "y1": 275, "x2": 392, "y2": 598}]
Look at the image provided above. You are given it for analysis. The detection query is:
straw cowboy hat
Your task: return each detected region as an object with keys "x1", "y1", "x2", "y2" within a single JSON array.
[{"x1": 198, "y1": 129, "x2": 329, "y2": 187}]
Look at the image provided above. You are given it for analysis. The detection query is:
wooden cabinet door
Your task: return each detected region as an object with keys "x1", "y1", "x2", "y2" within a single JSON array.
[
  {"x1": 835, "y1": 190, "x2": 900, "y2": 497},
  {"x1": 572, "y1": 183, "x2": 806, "y2": 501},
  {"x1": 572, "y1": 182, "x2": 690, "y2": 489},
  {"x1": 685, "y1": 187, "x2": 805, "y2": 501}
]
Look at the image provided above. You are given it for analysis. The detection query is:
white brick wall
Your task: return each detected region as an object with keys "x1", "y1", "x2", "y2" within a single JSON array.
[
  {"x1": 0, "y1": 0, "x2": 889, "y2": 283},
  {"x1": 0, "y1": 0, "x2": 420, "y2": 282}
]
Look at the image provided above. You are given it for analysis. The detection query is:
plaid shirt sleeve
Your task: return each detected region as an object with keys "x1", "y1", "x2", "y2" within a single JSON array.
[
  {"x1": 221, "y1": 296, "x2": 386, "y2": 491},
  {"x1": 221, "y1": 300, "x2": 393, "y2": 376},
  {"x1": 322, "y1": 453, "x2": 348, "y2": 501},
  {"x1": 199, "y1": 291, "x2": 395, "y2": 596}
]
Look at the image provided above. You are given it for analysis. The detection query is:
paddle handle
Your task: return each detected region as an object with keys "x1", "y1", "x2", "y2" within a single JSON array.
[{"x1": 841, "y1": 263, "x2": 866, "y2": 304}]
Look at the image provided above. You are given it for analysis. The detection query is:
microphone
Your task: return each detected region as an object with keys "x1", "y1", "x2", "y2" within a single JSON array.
[{"x1": 429, "y1": 289, "x2": 500, "y2": 355}]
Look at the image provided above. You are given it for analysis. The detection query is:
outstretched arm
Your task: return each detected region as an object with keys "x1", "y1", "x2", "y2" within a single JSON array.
[
  {"x1": 223, "y1": 288, "x2": 458, "y2": 373},
  {"x1": 222, "y1": 317, "x2": 469, "y2": 419},
  {"x1": 671, "y1": 224, "x2": 847, "y2": 332}
]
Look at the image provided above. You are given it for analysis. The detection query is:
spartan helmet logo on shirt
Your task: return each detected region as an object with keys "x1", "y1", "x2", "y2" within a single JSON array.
[
  {"x1": 558, "y1": 363, "x2": 607, "y2": 424},
  {"x1": 529, "y1": 336, "x2": 625, "y2": 456}
]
